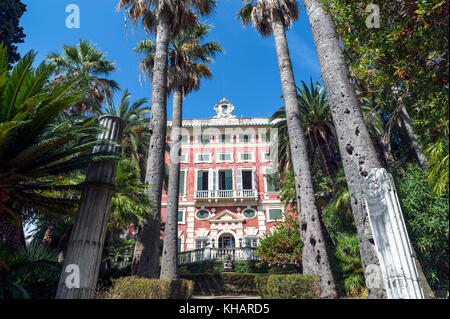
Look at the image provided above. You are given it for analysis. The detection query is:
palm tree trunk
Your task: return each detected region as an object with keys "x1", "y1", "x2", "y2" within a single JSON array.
[
  {"x1": 304, "y1": 0, "x2": 399, "y2": 298},
  {"x1": 0, "y1": 214, "x2": 25, "y2": 251},
  {"x1": 270, "y1": 18, "x2": 337, "y2": 299},
  {"x1": 314, "y1": 126, "x2": 337, "y2": 177},
  {"x1": 399, "y1": 105, "x2": 428, "y2": 170},
  {"x1": 55, "y1": 116, "x2": 124, "y2": 299},
  {"x1": 131, "y1": 14, "x2": 170, "y2": 278},
  {"x1": 160, "y1": 87, "x2": 183, "y2": 280}
]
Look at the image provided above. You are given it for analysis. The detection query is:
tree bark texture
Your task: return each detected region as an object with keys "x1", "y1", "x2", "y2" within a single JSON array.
[
  {"x1": 0, "y1": 214, "x2": 25, "y2": 252},
  {"x1": 131, "y1": 14, "x2": 170, "y2": 278},
  {"x1": 303, "y1": 0, "x2": 388, "y2": 298},
  {"x1": 399, "y1": 106, "x2": 428, "y2": 170},
  {"x1": 55, "y1": 115, "x2": 124, "y2": 299},
  {"x1": 160, "y1": 87, "x2": 183, "y2": 280},
  {"x1": 271, "y1": 18, "x2": 337, "y2": 299}
]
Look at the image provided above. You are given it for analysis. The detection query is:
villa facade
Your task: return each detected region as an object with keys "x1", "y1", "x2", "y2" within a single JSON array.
[{"x1": 160, "y1": 98, "x2": 284, "y2": 262}]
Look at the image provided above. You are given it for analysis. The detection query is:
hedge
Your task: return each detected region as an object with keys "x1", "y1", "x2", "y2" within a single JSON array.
[
  {"x1": 180, "y1": 273, "x2": 259, "y2": 295},
  {"x1": 101, "y1": 276, "x2": 194, "y2": 299},
  {"x1": 178, "y1": 260, "x2": 224, "y2": 274},
  {"x1": 256, "y1": 274, "x2": 321, "y2": 299}
]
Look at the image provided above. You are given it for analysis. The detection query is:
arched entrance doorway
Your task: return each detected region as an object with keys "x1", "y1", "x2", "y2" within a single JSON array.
[{"x1": 218, "y1": 233, "x2": 235, "y2": 248}]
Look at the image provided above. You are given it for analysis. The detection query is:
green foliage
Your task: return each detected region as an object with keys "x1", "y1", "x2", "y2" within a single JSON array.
[
  {"x1": 233, "y1": 260, "x2": 268, "y2": 274},
  {"x1": 0, "y1": 242, "x2": 60, "y2": 299},
  {"x1": 334, "y1": 234, "x2": 365, "y2": 296},
  {"x1": 101, "y1": 276, "x2": 194, "y2": 299},
  {"x1": 256, "y1": 274, "x2": 321, "y2": 299},
  {"x1": 47, "y1": 39, "x2": 119, "y2": 113},
  {"x1": 181, "y1": 273, "x2": 259, "y2": 296},
  {"x1": 0, "y1": 0, "x2": 27, "y2": 67},
  {"x1": 178, "y1": 260, "x2": 224, "y2": 274},
  {"x1": 321, "y1": 169, "x2": 357, "y2": 244},
  {"x1": 108, "y1": 159, "x2": 153, "y2": 231},
  {"x1": 255, "y1": 214, "x2": 303, "y2": 273},
  {"x1": 0, "y1": 43, "x2": 120, "y2": 222},
  {"x1": 396, "y1": 165, "x2": 449, "y2": 290}
]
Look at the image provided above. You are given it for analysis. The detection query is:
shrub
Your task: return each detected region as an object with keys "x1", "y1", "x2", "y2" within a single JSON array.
[
  {"x1": 102, "y1": 276, "x2": 194, "y2": 299},
  {"x1": 334, "y1": 233, "x2": 365, "y2": 296},
  {"x1": 258, "y1": 274, "x2": 321, "y2": 299},
  {"x1": 396, "y1": 165, "x2": 449, "y2": 291},
  {"x1": 233, "y1": 260, "x2": 268, "y2": 274},
  {"x1": 178, "y1": 260, "x2": 224, "y2": 274},
  {"x1": 180, "y1": 273, "x2": 258, "y2": 295},
  {"x1": 254, "y1": 274, "x2": 269, "y2": 297},
  {"x1": 255, "y1": 215, "x2": 303, "y2": 273}
]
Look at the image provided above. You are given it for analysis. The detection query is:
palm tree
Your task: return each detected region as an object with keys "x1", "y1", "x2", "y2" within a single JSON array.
[
  {"x1": 136, "y1": 23, "x2": 222, "y2": 279},
  {"x1": 47, "y1": 39, "x2": 119, "y2": 114},
  {"x1": 101, "y1": 89, "x2": 151, "y2": 181},
  {"x1": 272, "y1": 79, "x2": 338, "y2": 177},
  {"x1": 0, "y1": 45, "x2": 116, "y2": 251},
  {"x1": 302, "y1": 0, "x2": 430, "y2": 298},
  {"x1": 117, "y1": 0, "x2": 217, "y2": 278},
  {"x1": 238, "y1": 0, "x2": 337, "y2": 298}
]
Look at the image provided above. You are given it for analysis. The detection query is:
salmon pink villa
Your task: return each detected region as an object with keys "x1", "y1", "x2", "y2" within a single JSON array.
[{"x1": 160, "y1": 98, "x2": 285, "y2": 263}]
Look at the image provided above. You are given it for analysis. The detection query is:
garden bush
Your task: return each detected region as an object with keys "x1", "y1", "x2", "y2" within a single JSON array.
[
  {"x1": 178, "y1": 260, "x2": 224, "y2": 274},
  {"x1": 233, "y1": 260, "x2": 268, "y2": 274},
  {"x1": 257, "y1": 274, "x2": 321, "y2": 299},
  {"x1": 180, "y1": 273, "x2": 258, "y2": 295},
  {"x1": 101, "y1": 276, "x2": 194, "y2": 299}
]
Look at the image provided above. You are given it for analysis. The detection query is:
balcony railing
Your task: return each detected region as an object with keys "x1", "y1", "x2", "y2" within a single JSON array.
[
  {"x1": 194, "y1": 189, "x2": 257, "y2": 201},
  {"x1": 178, "y1": 247, "x2": 258, "y2": 265}
]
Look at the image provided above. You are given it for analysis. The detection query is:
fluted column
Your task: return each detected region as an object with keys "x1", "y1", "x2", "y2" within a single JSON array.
[
  {"x1": 56, "y1": 115, "x2": 124, "y2": 299},
  {"x1": 365, "y1": 168, "x2": 424, "y2": 299}
]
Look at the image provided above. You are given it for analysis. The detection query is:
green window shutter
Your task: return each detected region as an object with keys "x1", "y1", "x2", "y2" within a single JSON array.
[
  {"x1": 179, "y1": 170, "x2": 185, "y2": 194},
  {"x1": 197, "y1": 170, "x2": 203, "y2": 190},
  {"x1": 269, "y1": 209, "x2": 283, "y2": 220},
  {"x1": 177, "y1": 238, "x2": 182, "y2": 252},
  {"x1": 178, "y1": 210, "x2": 184, "y2": 222},
  {"x1": 225, "y1": 170, "x2": 233, "y2": 190}
]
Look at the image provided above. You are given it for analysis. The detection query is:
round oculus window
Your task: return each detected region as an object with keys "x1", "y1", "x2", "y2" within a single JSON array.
[
  {"x1": 242, "y1": 209, "x2": 256, "y2": 219},
  {"x1": 196, "y1": 209, "x2": 210, "y2": 220}
]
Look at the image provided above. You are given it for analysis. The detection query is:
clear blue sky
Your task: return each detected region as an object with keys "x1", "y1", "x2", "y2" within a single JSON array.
[{"x1": 18, "y1": 0, "x2": 322, "y2": 120}]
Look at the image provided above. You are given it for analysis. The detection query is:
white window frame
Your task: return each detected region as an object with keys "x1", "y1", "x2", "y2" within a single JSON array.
[
  {"x1": 177, "y1": 208, "x2": 186, "y2": 224},
  {"x1": 237, "y1": 152, "x2": 255, "y2": 163},
  {"x1": 238, "y1": 134, "x2": 252, "y2": 143},
  {"x1": 216, "y1": 152, "x2": 234, "y2": 163},
  {"x1": 261, "y1": 150, "x2": 270, "y2": 162},
  {"x1": 220, "y1": 134, "x2": 232, "y2": 144},
  {"x1": 266, "y1": 206, "x2": 285, "y2": 222},
  {"x1": 179, "y1": 168, "x2": 187, "y2": 195},
  {"x1": 180, "y1": 152, "x2": 189, "y2": 164},
  {"x1": 263, "y1": 166, "x2": 279, "y2": 193},
  {"x1": 181, "y1": 135, "x2": 190, "y2": 144},
  {"x1": 195, "y1": 152, "x2": 212, "y2": 163},
  {"x1": 244, "y1": 236, "x2": 259, "y2": 248}
]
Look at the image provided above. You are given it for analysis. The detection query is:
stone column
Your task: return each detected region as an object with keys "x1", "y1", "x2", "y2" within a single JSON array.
[
  {"x1": 56, "y1": 115, "x2": 124, "y2": 299},
  {"x1": 364, "y1": 168, "x2": 424, "y2": 299}
]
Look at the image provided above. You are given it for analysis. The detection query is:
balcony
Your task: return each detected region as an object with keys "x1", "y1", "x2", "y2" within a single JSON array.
[
  {"x1": 194, "y1": 189, "x2": 258, "y2": 202},
  {"x1": 178, "y1": 247, "x2": 258, "y2": 265}
]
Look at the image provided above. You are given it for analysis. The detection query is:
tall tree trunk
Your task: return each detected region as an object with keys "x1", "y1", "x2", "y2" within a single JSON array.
[
  {"x1": 160, "y1": 87, "x2": 183, "y2": 280},
  {"x1": 380, "y1": 125, "x2": 396, "y2": 169},
  {"x1": 55, "y1": 115, "x2": 124, "y2": 299},
  {"x1": 131, "y1": 14, "x2": 170, "y2": 278},
  {"x1": 399, "y1": 105, "x2": 428, "y2": 170},
  {"x1": 271, "y1": 18, "x2": 337, "y2": 299},
  {"x1": 304, "y1": 0, "x2": 387, "y2": 298}
]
